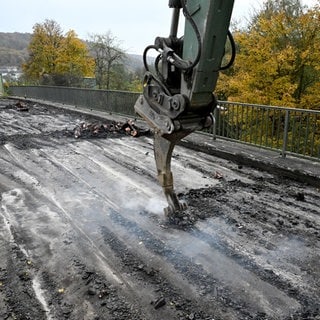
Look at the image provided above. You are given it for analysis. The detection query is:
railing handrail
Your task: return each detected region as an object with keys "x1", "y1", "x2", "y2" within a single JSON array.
[
  {"x1": 218, "y1": 100, "x2": 320, "y2": 115},
  {"x1": 216, "y1": 100, "x2": 320, "y2": 160},
  {"x1": 9, "y1": 84, "x2": 140, "y2": 95}
]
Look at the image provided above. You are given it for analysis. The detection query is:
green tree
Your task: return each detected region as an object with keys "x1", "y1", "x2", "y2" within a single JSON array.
[
  {"x1": 23, "y1": 19, "x2": 94, "y2": 86},
  {"x1": 88, "y1": 31, "x2": 126, "y2": 89}
]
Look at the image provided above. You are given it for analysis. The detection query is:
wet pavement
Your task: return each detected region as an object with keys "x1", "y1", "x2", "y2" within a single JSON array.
[{"x1": 1, "y1": 98, "x2": 319, "y2": 320}]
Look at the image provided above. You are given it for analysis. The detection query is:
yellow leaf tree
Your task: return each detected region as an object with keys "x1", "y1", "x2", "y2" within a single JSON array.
[
  {"x1": 55, "y1": 30, "x2": 95, "y2": 86},
  {"x1": 216, "y1": 0, "x2": 320, "y2": 109},
  {"x1": 23, "y1": 20, "x2": 94, "y2": 86},
  {"x1": 23, "y1": 20, "x2": 62, "y2": 82}
]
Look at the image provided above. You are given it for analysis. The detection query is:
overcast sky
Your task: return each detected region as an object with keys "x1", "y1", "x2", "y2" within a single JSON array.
[{"x1": 0, "y1": 0, "x2": 318, "y2": 55}]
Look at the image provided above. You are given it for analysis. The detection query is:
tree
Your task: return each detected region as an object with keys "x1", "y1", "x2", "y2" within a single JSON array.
[
  {"x1": 88, "y1": 31, "x2": 126, "y2": 89},
  {"x1": 55, "y1": 30, "x2": 95, "y2": 86},
  {"x1": 23, "y1": 19, "x2": 94, "y2": 86},
  {"x1": 23, "y1": 20, "x2": 62, "y2": 82},
  {"x1": 216, "y1": 0, "x2": 320, "y2": 109},
  {"x1": 213, "y1": 0, "x2": 320, "y2": 156}
]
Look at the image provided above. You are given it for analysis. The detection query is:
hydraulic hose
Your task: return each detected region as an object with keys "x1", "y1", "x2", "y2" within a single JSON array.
[
  {"x1": 220, "y1": 30, "x2": 236, "y2": 70},
  {"x1": 143, "y1": 45, "x2": 159, "y2": 72},
  {"x1": 179, "y1": 0, "x2": 202, "y2": 70}
]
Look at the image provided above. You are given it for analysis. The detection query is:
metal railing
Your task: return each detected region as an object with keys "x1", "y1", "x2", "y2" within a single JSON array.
[
  {"x1": 8, "y1": 86, "x2": 320, "y2": 160},
  {"x1": 9, "y1": 85, "x2": 139, "y2": 117},
  {"x1": 213, "y1": 101, "x2": 320, "y2": 160}
]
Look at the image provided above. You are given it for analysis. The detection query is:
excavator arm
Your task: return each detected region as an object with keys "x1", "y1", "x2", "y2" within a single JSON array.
[{"x1": 134, "y1": 0, "x2": 235, "y2": 216}]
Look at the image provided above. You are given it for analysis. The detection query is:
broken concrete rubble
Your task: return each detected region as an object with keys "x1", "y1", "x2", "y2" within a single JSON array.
[
  {"x1": 73, "y1": 119, "x2": 150, "y2": 139},
  {"x1": 4, "y1": 100, "x2": 29, "y2": 112}
]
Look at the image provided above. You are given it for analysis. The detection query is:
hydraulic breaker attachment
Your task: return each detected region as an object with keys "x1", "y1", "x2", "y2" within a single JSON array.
[
  {"x1": 154, "y1": 132, "x2": 188, "y2": 216},
  {"x1": 135, "y1": 94, "x2": 214, "y2": 216},
  {"x1": 134, "y1": 0, "x2": 235, "y2": 216}
]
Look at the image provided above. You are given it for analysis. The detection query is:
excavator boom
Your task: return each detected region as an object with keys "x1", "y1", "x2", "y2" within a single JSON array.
[{"x1": 134, "y1": 0, "x2": 235, "y2": 216}]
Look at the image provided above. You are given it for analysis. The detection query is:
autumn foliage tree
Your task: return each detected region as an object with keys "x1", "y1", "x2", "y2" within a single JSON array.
[
  {"x1": 214, "y1": 0, "x2": 320, "y2": 157},
  {"x1": 216, "y1": 0, "x2": 320, "y2": 109},
  {"x1": 23, "y1": 20, "x2": 94, "y2": 86}
]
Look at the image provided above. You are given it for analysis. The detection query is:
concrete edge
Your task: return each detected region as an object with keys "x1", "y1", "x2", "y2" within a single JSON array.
[{"x1": 179, "y1": 138, "x2": 320, "y2": 188}]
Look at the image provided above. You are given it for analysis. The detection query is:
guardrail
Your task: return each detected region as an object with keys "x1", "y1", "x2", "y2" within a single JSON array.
[
  {"x1": 214, "y1": 101, "x2": 320, "y2": 159},
  {"x1": 9, "y1": 86, "x2": 320, "y2": 160},
  {"x1": 9, "y1": 85, "x2": 139, "y2": 117}
]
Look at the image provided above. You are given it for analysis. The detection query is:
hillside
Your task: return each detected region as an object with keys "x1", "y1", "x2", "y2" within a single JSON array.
[
  {"x1": 0, "y1": 32, "x2": 145, "y2": 72},
  {"x1": 0, "y1": 32, "x2": 31, "y2": 67}
]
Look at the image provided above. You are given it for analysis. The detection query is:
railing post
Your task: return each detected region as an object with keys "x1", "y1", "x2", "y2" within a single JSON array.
[
  {"x1": 282, "y1": 110, "x2": 290, "y2": 158},
  {"x1": 212, "y1": 107, "x2": 218, "y2": 140},
  {"x1": 0, "y1": 74, "x2": 4, "y2": 96}
]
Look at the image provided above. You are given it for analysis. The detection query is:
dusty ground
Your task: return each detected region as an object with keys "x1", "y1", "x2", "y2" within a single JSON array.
[{"x1": 0, "y1": 98, "x2": 319, "y2": 320}]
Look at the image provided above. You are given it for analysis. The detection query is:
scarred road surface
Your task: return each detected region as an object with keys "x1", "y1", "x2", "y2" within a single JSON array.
[{"x1": 0, "y1": 98, "x2": 319, "y2": 320}]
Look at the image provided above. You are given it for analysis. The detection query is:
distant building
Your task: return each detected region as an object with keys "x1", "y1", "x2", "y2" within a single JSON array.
[{"x1": 0, "y1": 66, "x2": 22, "y2": 81}]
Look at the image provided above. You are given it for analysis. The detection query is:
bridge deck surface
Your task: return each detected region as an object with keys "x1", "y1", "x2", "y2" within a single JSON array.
[{"x1": 1, "y1": 98, "x2": 319, "y2": 320}]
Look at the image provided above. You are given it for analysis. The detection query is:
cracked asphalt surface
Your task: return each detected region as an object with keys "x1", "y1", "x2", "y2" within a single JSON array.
[{"x1": 0, "y1": 98, "x2": 319, "y2": 320}]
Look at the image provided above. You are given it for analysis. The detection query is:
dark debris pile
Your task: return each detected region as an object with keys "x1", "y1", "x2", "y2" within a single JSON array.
[
  {"x1": 4, "y1": 101, "x2": 29, "y2": 112},
  {"x1": 73, "y1": 119, "x2": 150, "y2": 139}
]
